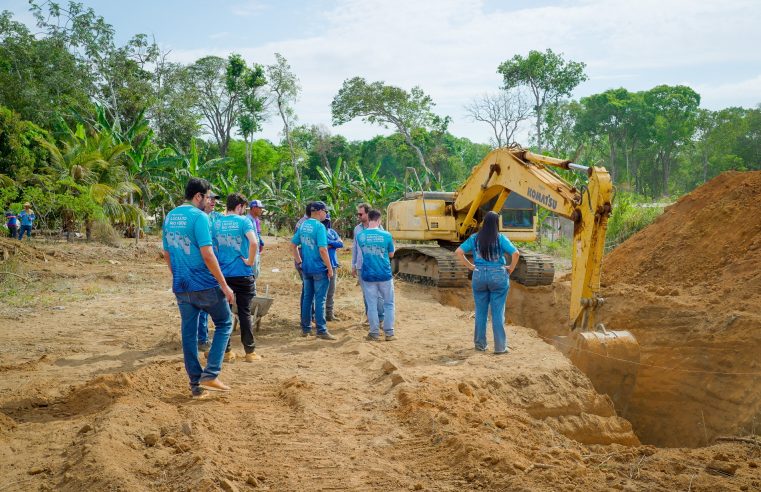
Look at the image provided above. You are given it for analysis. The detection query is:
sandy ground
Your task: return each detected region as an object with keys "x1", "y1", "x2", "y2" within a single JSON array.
[{"x1": 0, "y1": 236, "x2": 759, "y2": 491}]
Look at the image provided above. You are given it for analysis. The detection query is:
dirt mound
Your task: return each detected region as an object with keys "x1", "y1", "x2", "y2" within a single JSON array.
[{"x1": 603, "y1": 171, "x2": 761, "y2": 311}]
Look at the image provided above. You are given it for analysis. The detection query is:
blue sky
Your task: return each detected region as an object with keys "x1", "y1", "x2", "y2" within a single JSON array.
[{"x1": 4, "y1": 0, "x2": 761, "y2": 145}]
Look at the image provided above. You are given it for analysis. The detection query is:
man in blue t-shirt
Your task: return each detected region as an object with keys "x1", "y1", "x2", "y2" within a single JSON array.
[
  {"x1": 17, "y1": 203, "x2": 35, "y2": 240},
  {"x1": 352, "y1": 203, "x2": 384, "y2": 325},
  {"x1": 197, "y1": 193, "x2": 224, "y2": 354},
  {"x1": 290, "y1": 201, "x2": 336, "y2": 340},
  {"x1": 212, "y1": 193, "x2": 261, "y2": 363},
  {"x1": 355, "y1": 209, "x2": 396, "y2": 341},
  {"x1": 162, "y1": 178, "x2": 235, "y2": 398}
]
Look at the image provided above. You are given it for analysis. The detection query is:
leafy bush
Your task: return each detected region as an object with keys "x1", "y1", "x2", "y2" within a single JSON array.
[{"x1": 606, "y1": 192, "x2": 665, "y2": 250}]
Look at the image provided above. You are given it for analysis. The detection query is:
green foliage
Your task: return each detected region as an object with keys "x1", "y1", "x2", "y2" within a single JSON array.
[
  {"x1": 331, "y1": 76, "x2": 450, "y2": 180},
  {"x1": 498, "y1": 49, "x2": 587, "y2": 152},
  {"x1": 605, "y1": 192, "x2": 665, "y2": 250}
]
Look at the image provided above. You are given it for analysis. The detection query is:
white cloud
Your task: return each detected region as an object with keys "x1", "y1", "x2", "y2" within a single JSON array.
[
  {"x1": 694, "y1": 74, "x2": 761, "y2": 110},
  {"x1": 230, "y1": 0, "x2": 268, "y2": 17},
  {"x1": 170, "y1": 0, "x2": 761, "y2": 144}
]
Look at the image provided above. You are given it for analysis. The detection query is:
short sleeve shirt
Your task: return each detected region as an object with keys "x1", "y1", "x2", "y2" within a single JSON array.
[
  {"x1": 291, "y1": 218, "x2": 328, "y2": 274},
  {"x1": 162, "y1": 204, "x2": 217, "y2": 293},
  {"x1": 460, "y1": 233, "x2": 518, "y2": 267},
  {"x1": 19, "y1": 211, "x2": 35, "y2": 226},
  {"x1": 356, "y1": 228, "x2": 395, "y2": 282},
  {"x1": 212, "y1": 214, "x2": 256, "y2": 278}
]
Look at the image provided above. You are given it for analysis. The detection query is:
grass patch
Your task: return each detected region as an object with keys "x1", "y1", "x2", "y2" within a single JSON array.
[{"x1": 516, "y1": 237, "x2": 572, "y2": 260}]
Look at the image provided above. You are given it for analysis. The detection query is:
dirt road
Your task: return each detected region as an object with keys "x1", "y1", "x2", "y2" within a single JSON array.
[{"x1": 0, "y1": 237, "x2": 758, "y2": 491}]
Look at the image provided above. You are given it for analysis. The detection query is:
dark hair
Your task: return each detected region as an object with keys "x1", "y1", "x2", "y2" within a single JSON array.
[
  {"x1": 226, "y1": 193, "x2": 248, "y2": 211},
  {"x1": 368, "y1": 209, "x2": 381, "y2": 221},
  {"x1": 357, "y1": 203, "x2": 371, "y2": 214},
  {"x1": 322, "y1": 218, "x2": 331, "y2": 230},
  {"x1": 476, "y1": 211, "x2": 501, "y2": 261},
  {"x1": 304, "y1": 203, "x2": 313, "y2": 216},
  {"x1": 184, "y1": 178, "x2": 211, "y2": 201}
]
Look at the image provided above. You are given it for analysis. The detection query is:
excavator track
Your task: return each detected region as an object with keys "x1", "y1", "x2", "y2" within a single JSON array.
[
  {"x1": 393, "y1": 246, "x2": 555, "y2": 287},
  {"x1": 512, "y1": 250, "x2": 555, "y2": 286},
  {"x1": 393, "y1": 246, "x2": 470, "y2": 287}
]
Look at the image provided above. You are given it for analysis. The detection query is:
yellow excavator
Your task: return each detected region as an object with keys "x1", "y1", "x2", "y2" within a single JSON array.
[{"x1": 386, "y1": 146, "x2": 640, "y2": 408}]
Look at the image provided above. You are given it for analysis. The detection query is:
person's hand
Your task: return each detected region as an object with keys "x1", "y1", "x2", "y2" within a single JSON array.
[
  {"x1": 351, "y1": 268, "x2": 357, "y2": 277},
  {"x1": 467, "y1": 263, "x2": 476, "y2": 271},
  {"x1": 221, "y1": 284, "x2": 235, "y2": 304},
  {"x1": 506, "y1": 265, "x2": 515, "y2": 274},
  {"x1": 243, "y1": 257, "x2": 255, "y2": 266},
  {"x1": 327, "y1": 269, "x2": 334, "y2": 279}
]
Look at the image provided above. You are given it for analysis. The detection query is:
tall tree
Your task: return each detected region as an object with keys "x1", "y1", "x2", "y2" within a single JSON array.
[
  {"x1": 150, "y1": 52, "x2": 199, "y2": 149},
  {"x1": 644, "y1": 85, "x2": 700, "y2": 196},
  {"x1": 464, "y1": 89, "x2": 531, "y2": 148},
  {"x1": 188, "y1": 56, "x2": 240, "y2": 157},
  {"x1": 266, "y1": 53, "x2": 301, "y2": 186},
  {"x1": 227, "y1": 54, "x2": 267, "y2": 182},
  {"x1": 498, "y1": 49, "x2": 587, "y2": 153},
  {"x1": 331, "y1": 76, "x2": 448, "y2": 184},
  {"x1": 29, "y1": 1, "x2": 159, "y2": 129},
  {"x1": 0, "y1": 11, "x2": 92, "y2": 128}
]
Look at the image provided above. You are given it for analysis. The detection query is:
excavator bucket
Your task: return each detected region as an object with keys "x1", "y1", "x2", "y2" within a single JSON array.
[{"x1": 553, "y1": 329, "x2": 640, "y2": 411}]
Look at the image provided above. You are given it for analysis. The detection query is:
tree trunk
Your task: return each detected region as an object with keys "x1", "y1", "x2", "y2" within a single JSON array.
[
  {"x1": 401, "y1": 131, "x2": 430, "y2": 188},
  {"x1": 277, "y1": 100, "x2": 300, "y2": 187},
  {"x1": 609, "y1": 136, "x2": 617, "y2": 182},
  {"x1": 535, "y1": 106, "x2": 543, "y2": 153},
  {"x1": 245, "y1": 133, "x2": 252, "y2": 182}
]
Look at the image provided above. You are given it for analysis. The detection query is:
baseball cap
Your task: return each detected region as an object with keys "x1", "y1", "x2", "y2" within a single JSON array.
[
  {"x1": 249, "y1": 199, "x2": 265, "y2": 209},
  {"x1": 311, "y1": 201, "x2": 328, "y2": 212},
  {"x1": 209, "y1": 192, "x2": 221, "y2": 199}
]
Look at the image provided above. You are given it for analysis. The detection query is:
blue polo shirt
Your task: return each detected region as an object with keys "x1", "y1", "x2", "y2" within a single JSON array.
[
  {"x1": 162, "y1": 204, "x2": 217, "y2": 293},
  {"x1": 291, "y1": 218, "x2": 328, "y2": 274},
  {"x1": 212, "y1": 214, "x2": 256, "y2": 278},
  {"x1": 356, "y1": 228, "x2": 394, "y2": 282},
  {"x1": 460, "y1": 233, "x2": 518, "y2": 267}
]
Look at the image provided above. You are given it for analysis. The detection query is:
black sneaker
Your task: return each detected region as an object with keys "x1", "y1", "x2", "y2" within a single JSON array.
[{"x1": 316, "y1": 332, "x2": 337, "y2": 340}]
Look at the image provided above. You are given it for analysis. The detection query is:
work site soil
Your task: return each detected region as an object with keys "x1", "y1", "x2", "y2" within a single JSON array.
[{"x1": 1, "y1": 173, "x2": 760, "y2": 492}]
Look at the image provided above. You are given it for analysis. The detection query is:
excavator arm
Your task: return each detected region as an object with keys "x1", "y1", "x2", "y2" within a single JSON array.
[{"x1": 452, "y1": 148, "x2": 612, "y2": 332}]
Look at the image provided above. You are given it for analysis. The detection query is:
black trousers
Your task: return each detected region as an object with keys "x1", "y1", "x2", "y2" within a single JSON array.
[
  {"x1": 226, "y1": 275, "x2": 256, "y2": 354},
  {"x1": 7, "y1": 226, "x2": 17, "y2": 238}
]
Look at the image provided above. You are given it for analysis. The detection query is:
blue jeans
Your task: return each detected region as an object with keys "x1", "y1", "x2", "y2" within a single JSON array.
[
  {"x1": 175, "y1": 287, "x2": 233, "y2": 394},
  {"x1": 471, "y1": 266, "x2": 509, "y2": 353},
  {"x1": 361, "y1": 279, "x2": 395, "y2": 336},
  {"x1": 197, "y1": 312, "x2": 209, "y2": 344},
  {"x1": 301, "y1": 271, "x2": 330, "y2": 335},
  {"x1": 17, "y1": 225, "x2": 32, "y2": 240},
  {"x1": 358, "y1": 272, "x2": 384, "y2": 321}
]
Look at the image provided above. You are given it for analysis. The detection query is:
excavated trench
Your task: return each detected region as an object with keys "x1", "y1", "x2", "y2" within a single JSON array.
[{"x1": 436, "y1": 280, "x2": 761, "y2": 449}]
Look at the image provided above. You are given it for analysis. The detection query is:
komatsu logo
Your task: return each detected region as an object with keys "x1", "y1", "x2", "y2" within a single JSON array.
[{"x1": 527, "y1": 187, "x2": 558, "y2": 210}]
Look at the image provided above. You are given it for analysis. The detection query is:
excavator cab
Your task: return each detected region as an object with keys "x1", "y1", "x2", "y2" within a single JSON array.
[{"x1": 500, "y1": 193, "x2": 535, "y2": 230}]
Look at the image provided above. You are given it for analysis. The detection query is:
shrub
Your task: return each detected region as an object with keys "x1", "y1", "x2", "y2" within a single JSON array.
[{"x1": 92, "y1": 220, "x2": 121, "y2": 247}]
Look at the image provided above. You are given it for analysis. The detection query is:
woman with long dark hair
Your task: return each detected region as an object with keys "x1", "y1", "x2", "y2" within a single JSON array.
[{"x1": 455, "y1": 211, "x2": 520, "y2": 354}]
